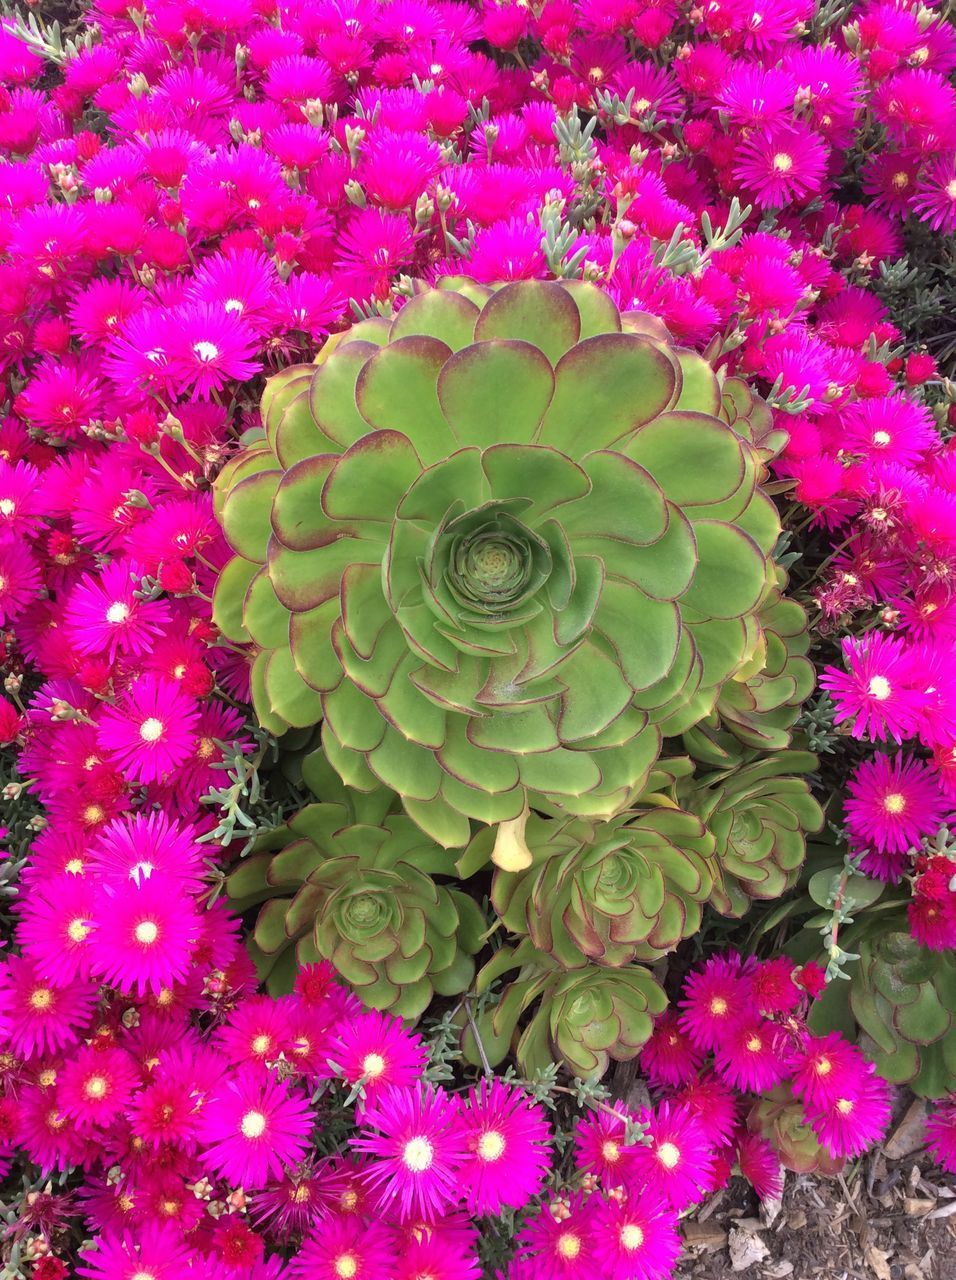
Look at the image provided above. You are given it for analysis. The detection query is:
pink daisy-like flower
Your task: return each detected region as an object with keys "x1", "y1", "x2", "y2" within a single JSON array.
[
  {"x1": 63, "y1": 559, "x2": 172, "y2": 662},
  {"x1": 197, "y1": 1069, "x2": 313, "y2": 1190},
  {"x1": 805, "y1": 1066, "x2": 891, "y2": 1159},
  {"x1": 591, "y1": 1191, "x2": 681, "y2": 1280},
  {"x1": 736, "y1": 1131, "x2": 784, "y2": 1200},
  {"x1": 60, "y1": 1046, "x2": 140, "y2": 1132},
  {"x1": 0, "y1": 458, "x2": 42, "y2": 537},
  {"x1": 678, "y1": 953, "x2": 752, "y2": 1052},
  {"x1": 351, "y1": 1083, "x2": 467, "y2": 1223},
  {"x1": 913, "y1": 156, "x2": 956, "y2": 233},
  {"x1": 843, "y1": 396, "x2": 938, "y2": 465},
  {"x1": 90, "y1": 811, "x2": 205, "y2": 889},
  {"x1": 76, "y1": 1222, "x2": 198, "y2": 1280},
  {"x1": 672, "y1": 1074, "x2": 739, "y2": 1149},
  {"x1": 574, "y1": 1107, "x2": 640, "y2": 1184},
  {"x1": 166, "y1": 301, "x2": 261, "y2": 398},
  {"x1": 331, "y1": 1010, "x2": 428, "y2": 1100},
  {"x1": 628, "y1": 1102, "x2": 714, "y2": 1211},
  {"x1": 95, "y1": 675, "x2": 199, "y2": 785},
  {"x1": 16, "y1": 874, "x2": 97, "y2": 985},
  {"x1": 820, "y1": 633, "x2": 923, "y2": 742},
  {"x1": 640, "y1": 1010, "x2": 706, "y2": 1087},
  {"x1": 394, "y1": 1229, "x2": 482, "y2": 1280},
  {"x1": 458, "y1": 1079, "x2": 551, "y2": 1215},
  {"x1": 0, "y1": 955, "x2": 97, "y2": 1059},
  {"x1": 288, "y1": 1214, "x2": 399, "y2": 1280},
  {"x1": 790, "y1": 1033, "x2": 865, "y2": 1111},
  {"x1": 515, "y1": 1193, "x2": 600, "y2": 1279},
  {"x1": 90, "y1": 876, "x2": 198, "y2": 995},
  {"x1": 0, "y1": 537, "x2": 42, "y2": 625},
  {"x1": 926, "y1": 1098, "x2": 956, "y2": 1174},
  {"x1": 751, "y1": 957, "x2": 802, "y2": 1017},
  {"x1": 714, "y1": 1019, "x2": 793, "y2": 1094},
  {"x1": 733, "y1": 122, "x2": 828, "y2": 207},
  {"x1": 845, "y1": 753, "x2": 950, "y2": 855},
  {"x1": 216, "y1": 995, "x2": 295, "y2": 1071}
]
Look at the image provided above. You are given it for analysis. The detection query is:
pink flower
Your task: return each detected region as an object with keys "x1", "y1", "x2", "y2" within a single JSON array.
[
  {"x1": 76, "y1": 1223, "x2": 198, "y2": 1280},
  {"x1": 0, "y1": 955, "x2": 97, "y2": 1059},
  {"x1": 351, "y1": 1083, "x2": 467, "y2": 1223},
  {"x1": 714, "y1": 1019, "x2": 793, "y2": 1094},
  {"x1": 805, "y1": 1064, "x2": 891, "y2": 1159},
  {"x1": 791, "y1": 1033, "x2": 868, "y2": 1111},
  {"x1": 913, "y1": 156, "x2": 956, "y2": 233},
  {"x1": 591, "y1": 1191, "x2": 681, "y2": 1280},
  {"x1": 96, "y1": 675, "x2": 199, "y2": 784},
  {"x1": 331, "y1": 1009, "x2": 428, "y2": 1101},
  {"x1": 60, "y1": 1046, "x2": 140, "y2": 1131},
  {"x1": 641, "y1": 1010, "x2": 706, "y2": 1087},
  {"x1": 90, "y1": 875, "x2": 198, "y2": 996},
  {"x1": 927, "y1": 1098, "x2": 956, "y2": 1174},
  {"x1": 289, "y1": 1215, "x2": 399, "y2": 1280},
  {"x1": 845, "y1": 753, "x2": 950, "y2": 856},
  {"x1": 628, "y1": 1102, "x2": 714, "y2": 1211},
  {"x1": 166, "y1": 301, "x2": 261, "y2": 398},
  {"x1": 516, "y1": 1193, "x2": 601, "y2": 1278},
  {"x1": 678, "y1": 953, "x2": 753, "y2": 1052},
  {"x1": 63, "y1": 558, "x2": 172, "y2": 661},
  {"x1": 458, "y1": 1079, "x2": 551, "y2": 1215},
  {"x1": 196, "y1": 1068, "x2": 313, "y2": 1189},
  {"x1": 733, "y1": 122, "x2": 828, "y2": 208},
  {"x1": 820, "y1": 633, "x2": 923, "y2": 742},
  {"x1": 736, "y1": 1131, "x2": 784, "y2": 1200}
]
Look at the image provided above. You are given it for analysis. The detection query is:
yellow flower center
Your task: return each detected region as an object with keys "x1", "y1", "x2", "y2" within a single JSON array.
[
  {"x1": 657, "y1": 1141, "x2": 681, "y2": 1169},
  {"x1": 85, "y1": 1076, "x2": 108, "y2": 1099},
  {"x1": 883, "y1": 792, "x2": 906, "y2": 814},
  {"x1": 402, "y1": 1137, "x2": 434, "y2": 1172},
  {"x1": 837, "y1": 1098, "x2": 854, "y2": 1115},
  {"x1": 709, "y1": 996, "x2": 728, "y2": 1015},
  {"x1": 65, "y1": 857, "x2": 85, "y2": 874},
  {"x1": 362, "y1": 1053, "x2": 386, "y2": 1078},
  {"x1": 240, "y1": 1110, "x2": 267, "y2": 1139},
  {"x1": 621, "y1": 1224, "x2": 645, "y2": 1250},
  {"x1": 947, "y1": 179, "x2": 956, "y2": 200},
  {"x1": 30, "y1": 988, "x2": 53, "y2": 1011},
  {"x1": 772, "y1": 152, "x2": 793, "y2": 172},
  {"x1": 601, "y1": 1139, "x2": 620, "y2": 1162},
  {"x1": 872, "y1": 430, "x2": 891, "y2": 447},
  {"x1": 477, "y1": 1130, "x2": 506, "y2": 1161},
  {"x1": 251, "y1": 1034, "x2": 272, "y2": 1055},
  {"x1": 134, "y1": 920, "x2": 159, "y2": 945},
  {"x1": 335, "y1": 1255, "x2": 358, "y2": 1280},
  {"x1": 746, "y1": 1035, "x2": 763, "y2": 1052},
  {"x1": 556, "y1": 1232, "x2": 581, "y2": 1260},
  {"x1": 815, "y1": 1056, "x2": 832, "y2": 1076},
  {"x1": 67, "y1": 918, "x2": 90, "y2": 943}
]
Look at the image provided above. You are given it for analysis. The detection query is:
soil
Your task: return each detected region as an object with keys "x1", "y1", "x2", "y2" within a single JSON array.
[{"x1": 678, "y1": 1100, "x2": 956, "y2": 1280}]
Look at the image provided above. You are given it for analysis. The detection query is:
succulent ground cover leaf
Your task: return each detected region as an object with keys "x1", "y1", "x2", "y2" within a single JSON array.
[
  {"x1": 748, "y1": 1090, "x2": 844, "y2": 1175},
  {"x1": 214, "y1": 279, "x2": 788, "y2": 848},
  {"x1": 227, "y1": 800, "x2": 484, "y2": 1018}
]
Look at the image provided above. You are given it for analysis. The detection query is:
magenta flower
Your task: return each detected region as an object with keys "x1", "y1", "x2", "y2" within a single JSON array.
[
  {"x1": 351, "y1": 1083, "x2": 467, "y2": 1223},
  {"x1": 805, "y1": 1065, "x2": 891, "y2": 1159},
  {"x1": 197, "y1": 1069, "x2": 313, "y2": 1189},
  {"x1": 927, "y1": 1098, "x2": 956, "y2": 1174},
  {"x1": 458, "y1": 1079, "x2": 551, "y2": 1215},
  {"x1": 331, "y1": 1009, "x2": 428, "y2": 1101},
  {"x1": 845, "y1": 752, "x2": 950, "y2": 856},
  {"x1": 592, "y1": 1192, "x2": 681, "y2": 1280},
  {"x1": 96, "y1": 675, "x2": 199, "y2": 784},
  {"x1": 90, "y1": 876, "x2": 198, "y2": 995},
  {"x1": 628, "y1": 1102, "x2": 714, "y2": 1211},
  {"x1": 733, "y1": 122, "x2": 828, "y2": 207},
  {"x1": 820, "y1": 634, "x2": 923, "y2": 742},
  {"x1": 63, "y1": 559, "x2": 172, "y2": 662},
  {"x1": 289, "y1": 1214, "x2": 399, "y2": 1280},
  {"x1": 76, "y1": 1223, "x2": 198, "y2": 1280},
  {"x1": 0, "y1": 955, "x2": 97, "y2": 1059}
]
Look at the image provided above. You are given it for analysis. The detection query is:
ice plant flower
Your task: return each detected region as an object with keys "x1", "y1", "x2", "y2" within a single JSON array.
[{"x1": 196, "y1": 1069, "x2": 313, "y2": 1190}]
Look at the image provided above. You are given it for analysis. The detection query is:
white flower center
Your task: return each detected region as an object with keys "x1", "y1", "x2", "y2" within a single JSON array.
[
  {"x1": 362, "y1": 1053, "x2": 386, "y2": 1078},
  {"x1": 402, "y1": 1136, "x2": 434, "y2": 1172},
  {"x1": 621, "y1": 1224, "x2": 645, "y2": 1250},
  {"x1": 0, "y1": 498, "x2": 14, "y2": 516},
  {"x1": 477, "y1": 1129, "x2": 506, "y2": 1161},
  {"x1": 193, "y1": 340, "x2": 220, "y2": 363},
  {"x1": 872, "y1": 430, "x2": 891, "y2": 446},
  {"x1": 134, "y1": 920, "x2": 159, "y2": 945},
  {"x1": 240, "y1": 1110, "x2": 267, "y2": 1138},
  {"x1": 772, "y1": 152, "x2": 793, "y2": 172},
  {"x1": 106, "y1": 602, "x2": 130, "y2": 624},
  {"x1": 868, "y1": 676, "x2": 891, "y2": 700},
  {"x1": 139, "y1": 717, "x2": 164, "y2": 742},
  {"x1": 657, "y1": 1141, "x2": 681, "y2": 1169},
  {"x1": 335, "y1": 1256, "x2": 358, "y2": 1280}
]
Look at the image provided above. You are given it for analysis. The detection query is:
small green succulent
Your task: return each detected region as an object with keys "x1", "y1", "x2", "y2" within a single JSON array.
[
  {"x1": 470, "y1": 806, "x2": 716, "y2": 967},
  {"x1": 465, "y1": 939, "x2": 666, "y2": 1079},
  {"x1": 841, "y1": 919, "x2": 956, "y2": 1098},
  {"x1": 227, "y1": 800, "x2": 485, "y2": 1019},
  {"x1": 680, "y1": 750, "x2": 824, "y2": 917},
  {"x1": 748, "y1": 1090, "x2": 844, "y2": 1175},
  {"x1": 213, "y1": 278, "x2": 785, "y2": 850}
]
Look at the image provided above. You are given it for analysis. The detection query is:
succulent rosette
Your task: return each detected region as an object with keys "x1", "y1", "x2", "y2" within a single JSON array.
[
  {"x1": 680, "y1": 751, "x2": 824, "y2": 917},
  {"x1": 213, "y1": 278, "x2": 783, "y2": 847},
  {"x1": 465, "y1": 939, "x2": 667, "y2": 1079},
  {"x1": 472, "y1": 807, "x2": 716, "y2": 967},
  {"x1": 227, "y1": 801, "x2": 484, "y2": 1018},
  {"x1": 844, "y1": 921, "x2": 956, "y2": 1097},
  {"x1": 748, "y1": 1090, "x2": 844, "y2": 1176}
]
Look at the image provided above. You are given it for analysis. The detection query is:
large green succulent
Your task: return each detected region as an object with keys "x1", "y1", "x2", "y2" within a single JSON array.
[
  {"x1": 471, "y1": 806, "x2": 716, "y2": 967},
  {"x1": 213, "y1": 278, "x2": 784, "y2": 848},
  {"x1": 680, "y1": 750, "x2": 824, "y2": 917},
  {"x1": 465, "y1": 939, "x2": 666, "y2": 1079},
  {"x1": 227, "y1": 799, "x2": 484, "y2": 1018}
]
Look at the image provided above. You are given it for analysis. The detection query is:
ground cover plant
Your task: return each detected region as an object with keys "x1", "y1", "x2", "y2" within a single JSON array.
[{"x1": 0, "y1": 0, "x2": 955, "y2": 1276}]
